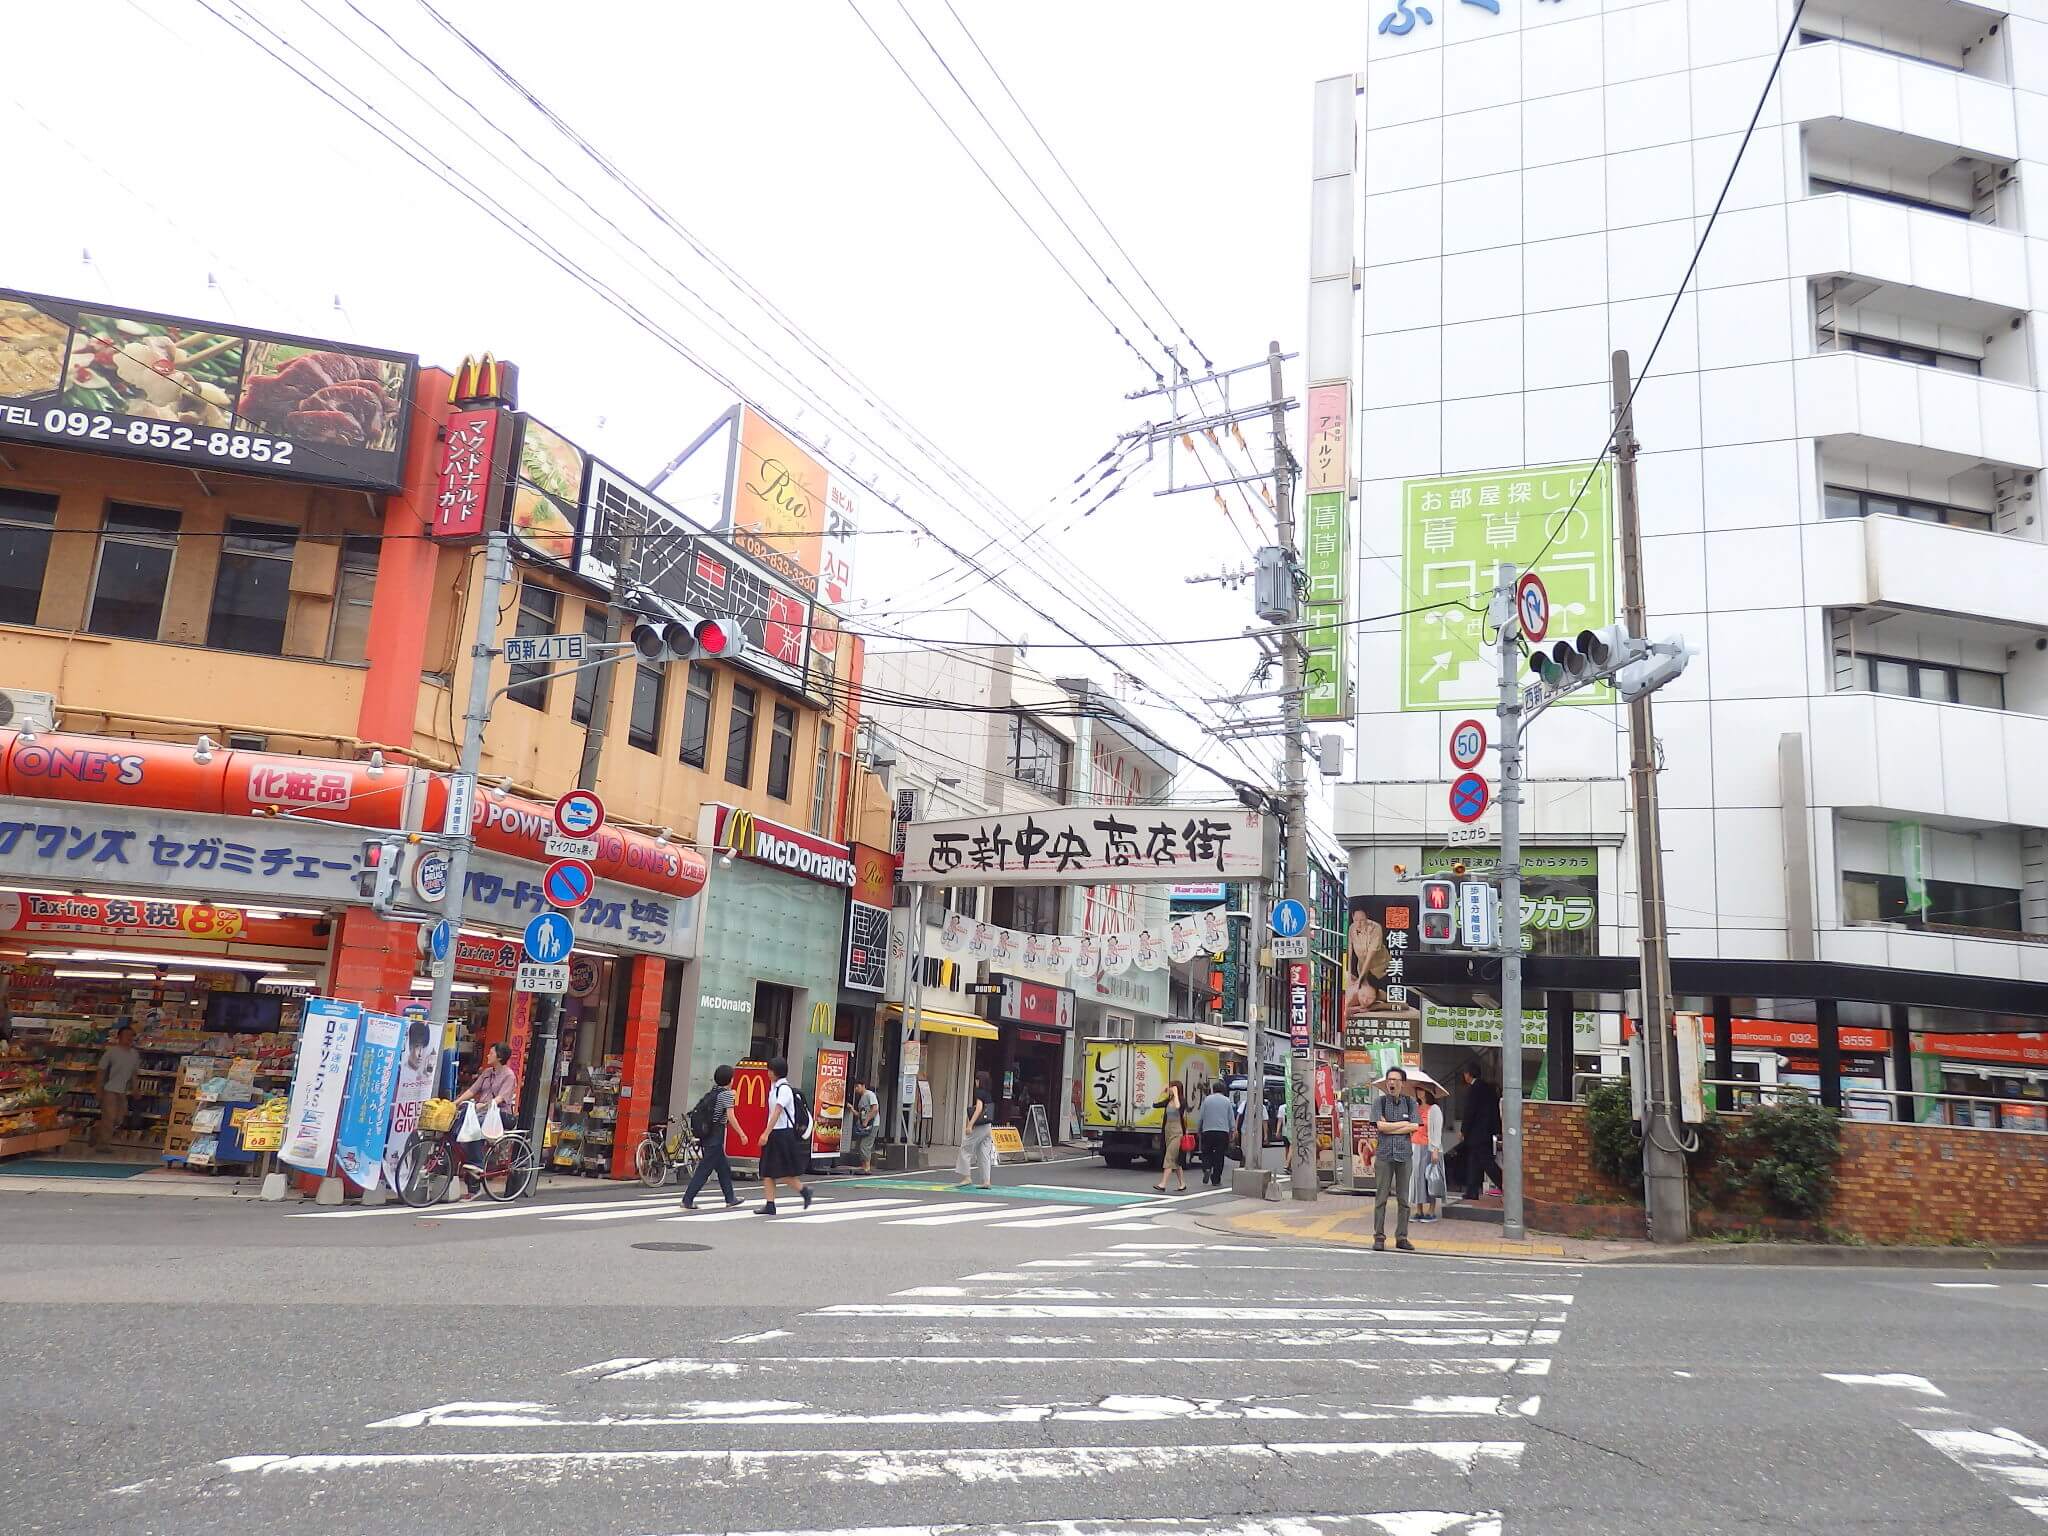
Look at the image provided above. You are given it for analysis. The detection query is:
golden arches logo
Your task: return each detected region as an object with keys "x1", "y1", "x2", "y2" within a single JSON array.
[
  {"x1": 732, "y1": 1072, "x2": 768, "y2": 1107},
  {"x1": 721, "y1": 808, "x2": 758, "y2": 858},
  {"x1": 448, "y1": 352, "x2": 518, "y2": 408},
  {"x1": 809, "y1": 1001, "x2": 832, "y2": 1036}
]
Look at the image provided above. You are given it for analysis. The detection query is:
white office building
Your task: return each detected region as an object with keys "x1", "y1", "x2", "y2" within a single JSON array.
[{"x1": 1324, "y1": 0, "x2": 2048, "y2": 1119}]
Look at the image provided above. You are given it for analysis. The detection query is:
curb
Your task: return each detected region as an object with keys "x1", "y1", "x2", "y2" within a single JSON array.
[{"x1": 1605, "y1": 1242, "x2": 2048, "y2": 1270}]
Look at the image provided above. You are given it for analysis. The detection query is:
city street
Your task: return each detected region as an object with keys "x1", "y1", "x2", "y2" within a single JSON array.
[{"x1": 3, "y1": 1161, "x2": 2045, "y2": 1535}]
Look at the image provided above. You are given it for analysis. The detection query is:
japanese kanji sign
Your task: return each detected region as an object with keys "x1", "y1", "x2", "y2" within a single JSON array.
[
  {"x1": 900, "y1": 804, "x2": 1267, "y2": 887},
  {"x1": 1302, "y1": 379, "x2": 1351, "y2": 724},
  {"x1": 431, "y1": 408, "x2": 509, "y2": 542},
  {"x1": 1400, "y1": 461, "x2": 1612, "y2": 712}
]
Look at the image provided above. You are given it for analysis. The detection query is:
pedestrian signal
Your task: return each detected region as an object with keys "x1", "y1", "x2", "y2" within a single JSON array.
[{"x1": 1419, "y1": 877, "x2": 1457, "y2": 946}]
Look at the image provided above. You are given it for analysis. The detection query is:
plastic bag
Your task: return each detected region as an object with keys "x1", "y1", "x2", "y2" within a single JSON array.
[
  {"x1": 1425, "y1": 1157, "x2": 1447, "y2": 1199},
  {"x1": 481, "y1": 1103, "x2": 506, "y2": 1141},
  {"x1": 456, "y1": 1103, "x2": 484, "y2": 1143}
]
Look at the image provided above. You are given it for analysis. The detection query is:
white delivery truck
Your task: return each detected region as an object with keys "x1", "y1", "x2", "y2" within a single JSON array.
[{"x1": 1080, "y1": 1036, "x2": 1223, "y2": 1168}]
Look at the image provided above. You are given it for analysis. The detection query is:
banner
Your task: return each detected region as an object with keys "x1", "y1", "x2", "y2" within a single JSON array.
[
  {"x1": 382, "y1": 1013, "x2": 441, "y2": 1190},
  {"x1": 279, "y1": 997, "x2": 362, "y2": 1173},
  {"x1": 333, "y1": 1011, "x2": 404, "y2": 1191},
  {"x1": 811, "y1": 1043, "x2": 852, "y2": 1158},
  {"x1": 902, "y1": 805, "x2": 1268, "y2": 885}
]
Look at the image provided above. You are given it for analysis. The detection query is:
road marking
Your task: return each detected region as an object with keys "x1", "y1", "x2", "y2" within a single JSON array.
[
  {"x1": 1022, "y1": 1259, "x2": 1100, "y2": 1268},
  {"x1": 287, "y1": 1192, "x2": 676, "y2": 1221},
  {"x1": 1933, "y1": 1282, "x2": 1999, "y2": 1290},
  {"x1": 658, "y1": 1208, "x2": 760, "y2": 1224},
  {"x1": 1915, "y1": 1426, "x2": 2048, "y2": 1525},
  {"x1": 575, "y1": 1356, "x2": 1552, "y2": 1381},
  {"x1": 758, "y1": 1199, "x2": 921, "y2": 1224},
  {"x1": 424, "y1": 1195, "x2": 681, "y2": 1223},
  {"x1": 884, "y1": 1203, "x2": 1063, "y2": 1225},
  {"x1": 990, "y1": 1209, "x2": 1207, "y2": 1229},
  {"x1": 721, "y1": 1329, "x2": 791, "y2": 1344},
  {"x1": 1824, "y1": 1374, "x2": 1946, "y2": 1398},
  {"x1": 541, "y1": 1202, "x2": 696, "y2": 1223},
  {"x1": 215, "y1": 1438, "x2": 1527, "y2": 1481},
  {"x1": 815, "y1": 1304, "x2": 1547, "y2": 1322},
  {"x1": 627, "y1": 1517, "x2": 1506, "y2": 1536}
]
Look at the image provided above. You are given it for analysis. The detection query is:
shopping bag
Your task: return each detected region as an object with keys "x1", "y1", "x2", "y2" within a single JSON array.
[
  {"x1": 455, "y1": 1103, "x2": 484, "y2": 1143},
  {"x1": 481, "y1": 1103, "x2": 506, "y2": 1142},
  {"x1": 1425, "y1": 1157, "x2": 1447, "y2": 1199}
]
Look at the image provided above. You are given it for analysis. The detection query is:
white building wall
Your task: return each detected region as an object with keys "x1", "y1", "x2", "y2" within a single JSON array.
[{"x1": 1340, "y1": 0, "x2": 2048, "y2": 983}]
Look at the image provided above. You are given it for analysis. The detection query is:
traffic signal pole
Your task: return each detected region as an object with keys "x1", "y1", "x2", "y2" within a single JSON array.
[{"x1": 1493, "y1": 564, "x2": 1527, "y2": 1242}]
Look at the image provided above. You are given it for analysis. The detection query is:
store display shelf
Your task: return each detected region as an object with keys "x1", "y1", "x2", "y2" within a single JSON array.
[{"x1": 0, "y1": 1127, "x2": 71, "y2": 1159}]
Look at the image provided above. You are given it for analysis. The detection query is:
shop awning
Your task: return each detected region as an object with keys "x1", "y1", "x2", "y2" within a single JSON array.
[
  {"x1": 890, "y1": 1005, "x2": 997, "y2": 1041},
  {"x1": 1197, "y1": 1026, "x2": 1248, "y2": 1051}
]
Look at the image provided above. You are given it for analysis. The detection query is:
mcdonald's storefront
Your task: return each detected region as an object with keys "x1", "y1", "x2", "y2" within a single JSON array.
[{"x1": 675, "y1": 804, "x2": 857, "y2": 1128}]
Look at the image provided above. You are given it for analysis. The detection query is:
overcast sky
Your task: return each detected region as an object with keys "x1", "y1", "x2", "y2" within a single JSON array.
[{"x1": 5, "y1": 0, "x2": 1356, "y2": 834}]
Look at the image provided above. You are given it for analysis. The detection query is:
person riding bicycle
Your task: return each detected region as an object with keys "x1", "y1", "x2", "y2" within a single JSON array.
[{"x1": 452, "y1": 1042, "x2": 518, "y2": 1194}]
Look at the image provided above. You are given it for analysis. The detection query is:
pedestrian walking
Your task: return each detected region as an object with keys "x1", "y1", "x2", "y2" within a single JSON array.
[
  {"x1": 1151, "y1": 1081, "x2": 1190, "y2": 1193},
  {"x1": 1408, "y1": 1082, "x2": 1445, "y2": 1221},
  {"x1": 752, "y1": 1056, "x2": 814, "y2": 1216},
  {"x1": 1197, "y1": 1080, "x2": 1235, "y2": 1187},
  {"x1": 848, "y1": 1077, "x2": 880, "y2": 1172},
  {"x1": 1456, "y1": 1062, "x2": 1503, "y2": 1200},
  {"x1": 92, "y1": 1024, "x2": 141, "y2": 1150},
  {"x1": 681, "y1": 1064, "x2": 743, "y2": 1210},
  {"x1": 1372, "y1": 1066, "x2": 1421, "y2": 1252},
  {"x1": 956, "y1": 1071, "x2": 996, "y2": 1190}
]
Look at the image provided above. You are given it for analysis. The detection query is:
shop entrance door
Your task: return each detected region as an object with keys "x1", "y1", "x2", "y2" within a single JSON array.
[{"x1": 751, "y1": 982, "x2": 794, "y2": 1063}]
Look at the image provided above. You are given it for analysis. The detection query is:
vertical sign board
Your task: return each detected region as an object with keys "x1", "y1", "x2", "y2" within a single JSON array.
[
  {"x1": 333, "y1": 1011, "x2": 404, "y2": 1191},
  {"x1": 725, "y1": 1061, "x2": 773, "y2": 1160},
  {"x1": 280, "y1": 996, "x2": 362, "y2": 1173},
  {"x1": 1400, "y1": 461, "x2": 1613, "y2": 711},
  {"x1": 1303, "y1": 379, "x2": 1350, "y2": 723},
  {"x1": 811, "y1": 1043, "x2": 852, "y2": 1159},
  {"x1": 432, "y1": 409, "x2": 511, "y2": 542},
  {"x1": 382, "y1": 1012, "x2": 441, "y2": 1190}
]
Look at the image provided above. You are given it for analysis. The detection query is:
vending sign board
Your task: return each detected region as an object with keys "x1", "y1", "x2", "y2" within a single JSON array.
[{"x1": 0, "y1": 288, "x2": 417, "y2": 490}]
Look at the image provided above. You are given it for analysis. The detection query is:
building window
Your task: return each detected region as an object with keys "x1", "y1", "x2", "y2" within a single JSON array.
[
  {"x1": 1837, "y1": 332, "x2": 1981, "y2": 375},
  {"x1": 570, "y1": 607, "x2": 610, "y2": 726},
  {"x1": 992, "y1": 884, "x2": 1062, "y2": 934},
  {"x1": 0, "y1": 488, "x2": 57, "y2": 628},
  {"x1": 725, "y1": 683, "x2": 757, "y2": 787},
  {"x1": 766, "y1": 703, "x2": 796, "y2": 800},
  {"x1": 1836, "y1": 651, "x2": 2004, "y2": 709},
  {"x1": 1823, "y1": 486, "x2": 1994, "y2": 532},
  {"x1": 207, "y1": 519, "x2": 298, "y2": 655},
  {"x1": 628, "y1": 661, "x2": 663, "y2": 751},
  {"x1": 944, "y1": 886, "x2": 980, "y2": 920},
  {"x1": 87, "y1": 503, "x2": 181, "y2": 641},
  {"x1": 325, "y1": 535, "x2": 379, "y2": 664},
  {"x1": 679, "y1": 663, "x2": 715, "y2": 769},
  {"x1": 1008, "y1": 712, "x2": 1071, "y2": 801},
  {"x1": 1808, "y1": 176, "x2": 1972, "y2": 221},
  {"x1": 810, "y1": 722, "x2": 836, "y2": 835},
  {"x1": 1842, "y1": 871, "x2": 2022, "y2": 933},
  {"x1": 506, "y1": 583, "x2": 560, "y2": 709}
]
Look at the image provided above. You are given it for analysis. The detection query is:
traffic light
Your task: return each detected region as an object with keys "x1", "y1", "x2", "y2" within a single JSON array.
[
  {"x1": 1529, "y1": 624, "x2": 1652, "y2": 692},
  {"x1": 358, "y1": 839, "x2": 402, "y2": 913},
  {"x1": 630, "y1": 614, "x2": 743, "y2": 664},
  {"x1": 1616, "y1": 635, "x2": 1693, "y2": 701},
  {"x1": 1418, "y1": 876, "x2": 1457, "y2": 945}
]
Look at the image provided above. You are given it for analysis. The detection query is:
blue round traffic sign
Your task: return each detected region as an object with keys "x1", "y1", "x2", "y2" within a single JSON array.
[
  {"x1": 1448, "y1": 771, "x2": 1491, "y2": 824},
  {"x1": 429, "y1": 919, "x2": 453, "y2": 962},
  {"x1": 523, "y1": 911, "x2": 574, "y2": 964},
  {"x1": 542, "y1": 858, "x2": 595, "y2": 909},
  {"x1": 1269, "y1": 898, "x2": 1309, "y2": 938}
]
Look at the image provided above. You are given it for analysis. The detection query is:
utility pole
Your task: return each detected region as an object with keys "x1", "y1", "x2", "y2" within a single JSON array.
[
  {"x1": 1611, "y1": 349, "x2": 1690, "y2": 1244},
  {"x1": 1493, "y1": 564, "x2": 1527, "y2": 1242},
  {"x1": 426, "y1": 530, "x2": 511, "y2": 1066},
  {"x1": 1268, "y1": 340, "x2": 1314, "y2": 1205}
]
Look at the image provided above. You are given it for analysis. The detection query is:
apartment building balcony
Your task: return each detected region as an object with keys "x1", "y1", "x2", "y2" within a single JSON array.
[
  {"x1": 1804, "y1": 513, "x2": 2048, "y2": 631},
  {"x1": 1806, "y1": 691, "x2": 2048, "y2": 829},
  {"x1": 1790, "y1": 191, "x2": 2027, "y2": 318},
  {"x1": 1795, "y1": 350, "x2": 2042, "y2": 474},
  {"x1": 1785, "y1": 36, "x2": 2018, "y2": 172}
]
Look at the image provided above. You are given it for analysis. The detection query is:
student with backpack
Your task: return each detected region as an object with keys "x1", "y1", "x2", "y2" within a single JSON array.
[
  {"x1": 750, "y1": 1055, "x2": 814, "y2": 1216},
  {"x1": 680, "y1": 1064, "x2": 744, "y2": 1210}
]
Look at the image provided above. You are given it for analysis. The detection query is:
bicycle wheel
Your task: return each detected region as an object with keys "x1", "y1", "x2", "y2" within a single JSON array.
[
  {"x1": 479, "y1": 1134, "x2": 538, "y2": 1201},
  {"x1": 395, "y1": 1133, "x2": 451, "y2": 1208},
  {"x1": 635, "y1": 1136, "x2": 669, "y2": 1188},
  {"x1": 673, "y1": 1136, "x2": 702, "y2": 1185}
]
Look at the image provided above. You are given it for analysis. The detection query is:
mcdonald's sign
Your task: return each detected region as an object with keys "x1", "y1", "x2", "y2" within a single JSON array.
[
  {"x1": 448, "y1": 352, "x2": 520, "y2": 410},
  {"x1": 710, "y1": 804, "x2": 855, "y2": 887},
  {"x1": 724, "y1": 1060, "x2": 773, "y2": 1159},
  {"x1": 809, "y1": 1001, "x2": 833, "y2": 1036}
]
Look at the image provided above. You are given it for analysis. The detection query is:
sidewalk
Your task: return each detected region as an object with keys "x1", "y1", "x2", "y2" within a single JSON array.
[{"x1": 1193, "y1": 1194, "x2": 1646, "y2": 1262}]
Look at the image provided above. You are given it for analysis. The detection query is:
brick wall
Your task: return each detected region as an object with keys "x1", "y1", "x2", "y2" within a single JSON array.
[{"x1": 1523, "y1": 1100, "x2": 1635, "y2": 1205}]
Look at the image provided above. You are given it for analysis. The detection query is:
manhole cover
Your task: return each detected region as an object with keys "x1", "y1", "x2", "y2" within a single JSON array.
[{"x1": 632, "y1": 1241, "x2": 710, "y2": 1253}]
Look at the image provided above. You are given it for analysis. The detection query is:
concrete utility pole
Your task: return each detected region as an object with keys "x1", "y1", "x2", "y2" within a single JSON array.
[
  {"x1": 1269, "y1": 340, "x2": 1315, "y2": 1205},
  {"x1": 1611, "y1": 349, "x2": 1691, "y2": 1244},
  {"x1": 1493, "y1": 565, "x2": 1527, "y2": 1242},
  {"x1": 426, "y1": 530, "x2": 511, "y2": 1056}
]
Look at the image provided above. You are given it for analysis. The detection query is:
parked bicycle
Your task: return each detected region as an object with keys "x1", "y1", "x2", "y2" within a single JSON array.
[
  {"x1": 395, "y1": 1099, "x2": 538, "y2": 1206},
  {"x1": 635, "y1": 1117, "x2": 702, "y2": 1189}
]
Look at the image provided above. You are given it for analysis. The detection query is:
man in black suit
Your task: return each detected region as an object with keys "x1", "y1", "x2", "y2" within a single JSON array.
[{"x1": 1457, "y1": 1062, "x2": 1503, "y2": 1200}]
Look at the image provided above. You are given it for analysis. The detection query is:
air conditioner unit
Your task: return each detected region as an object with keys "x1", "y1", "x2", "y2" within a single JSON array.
[{"x1": 0, "y1": 689, "x2": 56, "y2": 732}]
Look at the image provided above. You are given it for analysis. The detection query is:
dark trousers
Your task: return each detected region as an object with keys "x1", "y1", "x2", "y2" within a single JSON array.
[
  {"x1": 1374, "y1": 1153, "x2": 1411, "y2": 1239},
  {"x1": 1461, "y1": 1135, "x2": 1501, "y2": 1198},
  {"x1": 1199, "y1": 1129, "x2": 1230, "y2": 1186},
  {"x1": 683, "y1": 1140, "x2": 737, "y2": 1205}
]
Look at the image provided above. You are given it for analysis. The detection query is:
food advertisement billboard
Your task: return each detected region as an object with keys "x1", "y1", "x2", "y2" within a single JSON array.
[
  {"x1": 508, "y1": 414, "x2": 587, "y2": 567},
  {"x1": 0, "y1": 288, "x2": 416, "y2": 490}
]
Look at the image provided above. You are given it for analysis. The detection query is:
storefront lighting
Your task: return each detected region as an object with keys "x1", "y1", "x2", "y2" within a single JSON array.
[
  {"x1": 365, "y1": 749, "x2": 386, "y2": 778},
  {"x1": 193, "y1": 735, "x2": 217, "y2": 766},
  {"x1": 52, "y1": 968, "x2": 130, "y2": 980},
  {"x1": 28, "y1": 948, "x2": 290, "y2": 974},
  {"x1": 409, "y1": 978, "x2": 487, "y2": 996},
  {"x1": 0, "y1": 884, "x2": 73, "y2": 899}
]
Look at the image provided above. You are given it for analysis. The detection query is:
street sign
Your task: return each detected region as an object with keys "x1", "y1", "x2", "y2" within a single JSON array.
[
  {"x1": 443, "y1": 772, "x2": 475, "y2": 838},
  {"x1": 516, "y1": 962, "x2": 569, "y2": 995},
  {"x1": 965, "y1": 982, "x2": 1003, "y2": 997},
  {"x1": 503, "y1": 633, "x2": 587, "y2": 666},
  {"x1": 543, "y1": 834, "x2": 599, "y2": 858},
  {"x1": 1515, "y1": 571, "x2": 1550, "y2": 644},
  {"x1": 522, "y1": 911, "x2": 574, "y2": 964},
  {"x1": 1448, "y1": 718, "x2": 1488, "y2": 770},
  {"x1": 1460, "y1": 881, "x2": 1498, "y2": 949},
  {"x1": 428, "y1": 919, "x2": 453, "y2": 962},
  {"x1": 1287, "y1": 961, "x2": 1311, "y2": 1056},
  {"x1": 541, "y1": 858, "x2": 595, "y2": 910},
  {"x1": 1448, "y1": 772, "x2": 1491, "y2": 825},
  {"x1": 1269, "y1": 898, "x2": 1309, "y2": 938},
  {"x1": 1447, "y1": 824, "x2": 1492, "y2": 847},
  {"x1": 411, "y1": 849, "x2": 451, "y2": 904},
  {"x1": 553, "y1": 789, "x2": 606, "y2": 838},
  {"x1": 1271, "y1": 934, "x2": 1310, "y2": 959}
]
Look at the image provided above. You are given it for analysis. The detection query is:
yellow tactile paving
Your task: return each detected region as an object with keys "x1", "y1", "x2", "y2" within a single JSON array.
[{"x1": 1219, "y1": 1205, "x2": 1570, "y2": 1259}]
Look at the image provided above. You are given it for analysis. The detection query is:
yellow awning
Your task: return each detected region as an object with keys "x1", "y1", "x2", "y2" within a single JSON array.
[{"x1": 890, "y1": 1004, "x2": 998, "y2": 1041}]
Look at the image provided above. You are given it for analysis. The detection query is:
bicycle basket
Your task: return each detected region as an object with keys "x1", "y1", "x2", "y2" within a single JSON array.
[{"x1": 417, "y1": 1098, "x2": 458, "y2": 1134}]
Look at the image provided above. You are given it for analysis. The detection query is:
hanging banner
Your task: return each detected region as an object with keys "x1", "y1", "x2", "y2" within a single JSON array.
[
  {"x1": 902, "y1": 805, "x2": 1267, "y2": 885},
  {"x1": 1134, "y1": 928, "x2": 1166, "y2": 971},
  {"x1": 1199, "y1": 906, "x2": 1229, "y2": 953},
  {"x1": 1167, "y1": 916, "x2": 1200, "y2": 963},
  {"x1": 991, "y1": 926, "x2": 1019, "y2": 965},
  {"x1": 1072, "y1": 933, "x2": 1101, "y2": 980},
  {"x1": 1045, "y1": 933, "x2": 1074, "y2": 974},
  {"x1": 938, "y1": 910, "x2": 968, "y2": 953},
  {"x1": 279, "y1": 996, "x2": 361, "y2": 1173},
  {"x1": 811, "y1": 1043, "x2": 852, "y2": 1158},
  {"x1": 1890, "y1": 821, "x2": 1931, "y2": 914},
  {"x1": 382, "y1": 1014, "x2": 441, "y2": 1190},
  {"x1": 333, "y1": 1011, "x2": 404, "y2": 1191},
  {"x1": 1102, "y1": 930, "x2": 1133, "y2": 975}
]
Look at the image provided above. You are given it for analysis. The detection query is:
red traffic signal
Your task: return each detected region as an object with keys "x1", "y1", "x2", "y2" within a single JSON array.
[
  {"x1": 692, "y1": 617, "x2": 733, "y2": 657},
  {"x1": 1418, "y1": 876, "x2": 1457, "y2": 946}
]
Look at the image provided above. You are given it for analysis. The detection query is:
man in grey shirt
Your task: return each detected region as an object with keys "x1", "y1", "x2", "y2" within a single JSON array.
[
  {"x1": 1372, "y1": 1066, "x2": 1421, "y2": 1252},
  {"x1": 94, "y1": 1025, "x2": 142, "y2": 1150},
  {"x1": 1196, "y1": 1081, "x2": 1236, "y2": 1187}
]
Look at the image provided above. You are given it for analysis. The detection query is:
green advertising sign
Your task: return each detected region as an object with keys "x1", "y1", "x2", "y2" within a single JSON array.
[
  {"x1": 1303, "y1": 489, "x2": 1348, "y2": 721},
  {"x1": 1890, "y1": 820, "x2": 1930, "y2": 914},
  {"x1": 1421, "y1": 846, "x2": 1595, "y2": 880},
  {"x1": 1399, "y1": 462, "x2": 1613, "y2": 711}
]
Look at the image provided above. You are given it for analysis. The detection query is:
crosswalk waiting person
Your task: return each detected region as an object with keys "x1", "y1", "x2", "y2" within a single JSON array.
[{"x1": 956, "y1": 1071, "x2": 996, "y2": 1190}]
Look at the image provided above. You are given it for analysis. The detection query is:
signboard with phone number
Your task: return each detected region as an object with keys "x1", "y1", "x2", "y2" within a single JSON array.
[{"x1": 0, "y1": 288, "x2": 417, "y2": 492}]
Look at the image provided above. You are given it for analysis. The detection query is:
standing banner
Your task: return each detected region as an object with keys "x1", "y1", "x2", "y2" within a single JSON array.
[
  {"x1": 725, "y1": 1061, "x2": 773, "y2": 1160},
  {"x1": 279, "y1": 996, "x2": 362, "y2": 1173},
  {"x1": 382, "y1": 1012, "x2": 441, "y2": 1190},
  {"x1": 334, "y1": 1011, "x2": 404, "y2": 1190},
  {"x1": 811, "y1": 1042, "x2": 853, "y2": 1159}
]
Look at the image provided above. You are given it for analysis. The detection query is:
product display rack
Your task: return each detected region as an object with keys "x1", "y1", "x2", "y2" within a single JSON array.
[{"x1": 548, "y1": 1067, "x2": 621, "y2": 1178}]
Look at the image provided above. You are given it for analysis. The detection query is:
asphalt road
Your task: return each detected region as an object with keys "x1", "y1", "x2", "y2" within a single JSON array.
[{"x1": 3, "y1": 1155, "x2": 2045, "y2": 1535}]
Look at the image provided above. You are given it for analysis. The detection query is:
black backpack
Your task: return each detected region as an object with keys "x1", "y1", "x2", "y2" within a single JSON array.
[
  {"x1": 786, "y1": 1086, "x2": 813, "y2": 1139},
  {"x1": 687, "y1": 1088, "x2": 720, "y2": 1141}
]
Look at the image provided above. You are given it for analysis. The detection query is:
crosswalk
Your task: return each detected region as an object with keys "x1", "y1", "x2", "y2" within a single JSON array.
[
  {"x1": 285, "y1": 1180, "x2": 1195, "y2": 1235},
  {"x1": 1828, "y1": 1367, "x2": 2048, "y2": 1524},
  {"x1": 176, "y1": 1233, "x2": 1584, "y2": 1534}
]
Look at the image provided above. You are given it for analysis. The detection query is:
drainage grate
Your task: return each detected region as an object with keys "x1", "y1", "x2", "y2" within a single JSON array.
[{"x1": 631, "y1": 1241, "x2": 711, "y2": 1253}]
